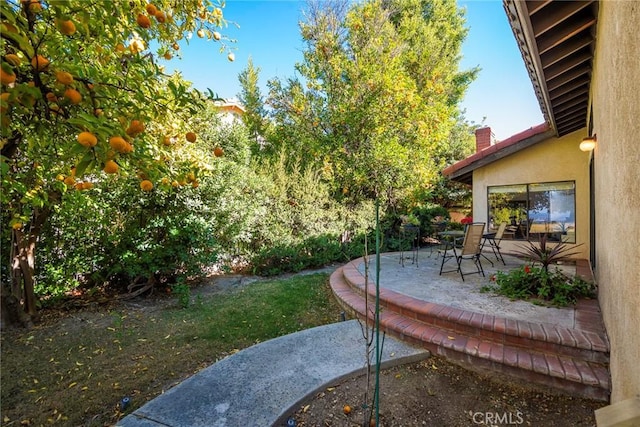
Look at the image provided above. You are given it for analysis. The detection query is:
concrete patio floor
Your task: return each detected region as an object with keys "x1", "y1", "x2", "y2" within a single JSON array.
[{"x1": 359, "y1": 248, "x2": 585, "y2": 329}]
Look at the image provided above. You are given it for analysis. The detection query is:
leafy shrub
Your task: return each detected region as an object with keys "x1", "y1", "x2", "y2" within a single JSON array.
[
  {"x1": 251, "y1": 233, "x2": 369, "y2": 276},
  {"x1": 486, "y1": 265, "x2": 596, "y2": 307}
]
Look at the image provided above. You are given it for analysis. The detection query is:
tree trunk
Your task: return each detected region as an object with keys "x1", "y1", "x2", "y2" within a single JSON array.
[{"x1": 2, "y1": 207, "x2": 50, "y2": 328}]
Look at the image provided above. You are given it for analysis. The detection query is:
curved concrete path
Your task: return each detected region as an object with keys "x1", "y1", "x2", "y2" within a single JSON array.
[{"x1": 117, "y1": 320, "x2": 428, "y2": 427}]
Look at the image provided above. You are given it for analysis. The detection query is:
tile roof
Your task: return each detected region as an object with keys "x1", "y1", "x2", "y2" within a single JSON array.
[{"x1": 443, "y1": 123, "x2": 553, "y2": 184}]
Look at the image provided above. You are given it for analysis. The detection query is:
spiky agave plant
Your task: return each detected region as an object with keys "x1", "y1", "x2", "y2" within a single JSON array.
[{"x1": 515, "y1": 234, "x2": 583, "y2": 272}]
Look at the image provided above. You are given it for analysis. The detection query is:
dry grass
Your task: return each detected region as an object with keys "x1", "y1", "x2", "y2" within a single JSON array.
[{"x1": 1, "y1": 273, "x2": 341, "y2": 426}]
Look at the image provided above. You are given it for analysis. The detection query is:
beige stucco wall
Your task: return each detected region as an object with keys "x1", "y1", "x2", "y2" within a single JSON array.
[
  {"x1": 471, "y1": 130, "x2": 591, "y2": 258},
  {"x1": 590, "y1": 1, "x2": 640, "y2": 403}
]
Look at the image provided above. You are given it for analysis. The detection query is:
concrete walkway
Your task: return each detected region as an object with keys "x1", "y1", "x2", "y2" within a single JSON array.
[{"x1": 117, "y1": 320, "x2": 429, "y2": 427}]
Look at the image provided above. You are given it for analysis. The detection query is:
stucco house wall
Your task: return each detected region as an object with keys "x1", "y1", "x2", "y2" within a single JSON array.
[
  {"x1": 590, "y1": 0, "x2": 640, "y2": 403},
  {"x1": 471, "y1": 130, "x2": 591, "y2": 258}
]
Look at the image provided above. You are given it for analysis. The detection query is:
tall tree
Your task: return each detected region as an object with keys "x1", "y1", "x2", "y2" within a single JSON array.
[
  {"x1": 0, "y1": 0, "x2": 233, "y2": 326},
  {"x1": 267, "y1": 0, "x2": 477, "y2": 207},
  {"x1": 237, "y1": 56, "x2": 266, "y2": 148}
]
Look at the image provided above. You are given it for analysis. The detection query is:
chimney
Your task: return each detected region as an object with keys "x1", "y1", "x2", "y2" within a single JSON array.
[{"x1": 475, "y1": 127, "x2": 495, "y2": 152}]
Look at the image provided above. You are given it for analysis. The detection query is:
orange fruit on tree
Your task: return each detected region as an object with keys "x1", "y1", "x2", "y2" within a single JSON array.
[
  {"x1": 136, "y1": 14, "x2": 151, "y2": 28},
  {"x1": 0, "y1": 92, "x2": 10, "y2": 113},
  {"x1": 212, "y1": 31, "x2": 221, "y2": 41},
  {"x1": 5, "y1": 54, "x2": 21, "y2": 66},
  {"x1": 109, "y1": 136, "x2": 128, "y2": 153},
  {"x1": 1, "y1": 67, "x2": 17, "y2": 85},
  {"x1": 163, "y1": 51, "x2": 172, "y2": 60},
  {"x1": 172, "y1": 42, "x2": 180, "y2": 50},
  {"x1": 115, "y1": 43, "x2": 126, "y2": 53},
  {"x1": 126, "y1": 119, "x2": 145, "y2": 136},
  {"x1": 103, "y1": 160, "x2": 119, "y2": 174},
  {"x1": 129, "y1": 38, "x2": 145, "y2": 53},
  {"x1": 140, "y1": 180, "x2": 153, "y2": 191},
  {"x1": 227, "y1": 52, "x2": 235, "y2": 62},
  {"x1": 64, "y1": 176, "x2": 76, "y2": 186},
  {"x1": 31, "y1": 54, "x2": 49, "y2": 71},
  {"x1": 55, "y1": 71, "x2": 74, "y2": 85},
  {"x1": 145, "y1": 3, "x2": 157, "y2": 15},
  {"x1": 81, "y1": 181, "x2": 94, "y2": 190},
  {"x1": 197, "y1": 29, "x2": 205, "y2": 38},
  {"x1": 154, "y1": 10, "x2": 166, "y2": 23},
  {"x1": 57, "y1": 19, "x2": 76, "y2": 35},
  {"x1": 45, "y1": 92, "x2": 57, "y2": 102},
  {"x1": 77, "y1": 131, "x2": 98, "y2": 147},
  {"x1": 213, "y1": 146, "x2": 224, "y2": 157},
  {"x1": 186, "y1": 132, "x2": 197, "y2": 142},
  {"x1": 27, "y1": 0, "x2": 42, "y2": 13},
  {"x1": 64, "y1": 88, "x2": 82, "y2": 104},
  {"x1": 162, "y1": 136, "x2": 172, "y2": 146}
]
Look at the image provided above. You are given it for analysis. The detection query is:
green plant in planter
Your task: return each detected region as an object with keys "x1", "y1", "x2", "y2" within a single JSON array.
[
  {"x1": 514, "y1": 233, "x2": 582, "y2": 272},
  {"x1": 485, "y1": 264, "x2": 596, "y2": 307}
]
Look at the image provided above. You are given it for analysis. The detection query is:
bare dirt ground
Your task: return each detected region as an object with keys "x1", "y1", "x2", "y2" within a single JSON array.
[{"x1": 287, "y1": 355, "x2": 605, "y2": 427}]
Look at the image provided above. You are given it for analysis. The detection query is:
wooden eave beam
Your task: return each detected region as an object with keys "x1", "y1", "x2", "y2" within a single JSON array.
[
  {"x1": 544, "y1": 51, "x2": 592, "y2": 81},
  {"x1": 541, "y1": 36, "x2": 593, "y2": 69},
  {"x1": 532, "y1": 1, "x2": 593, "y2": 37},
  {"x1": 547, "y1": 66, "x2": 590, "y2": 92},
  {"x1": 537, "y1": 14, "x2": 596, "y2": 54},
  {"x1": 549, "y1": 75, "x2": 591, "y2": 100}
]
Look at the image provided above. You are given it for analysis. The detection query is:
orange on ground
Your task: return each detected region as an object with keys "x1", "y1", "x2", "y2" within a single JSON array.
[
  {"x1": 186, "y1": 132, "x2": 197, "y2": 142},
  {"x1": 31, "y1": 54, "x2": 49, "y2": 71},
  {"x1": 57, "y1": 19, "x2": 76, "y2": 35},
  {"x1": 103, "y1": 160, "x2": 119, "y2": 174},
  {"x1": 343, "y1": 405, "x2": 352, "y2": 415},
  {"x1": 137, "y1": 14, "x2": 151, "y2": 28},
  {"x1": 77, "y1": 131, "x2": 98, "y2": 147},
  {"x1": 55, "y1": 71, "x2": 73, "y2": 85},
  {"x1": 109, "y1": 136, "x2": 128, "y2": 153},
  {"x1": 5, "y1": 54, "x2": 21, "y2": 66},
  {"x1": 213, "y1": 146, "x2": 224, "y2": 157},
  {"x1": 1, "y1": 68, "x2": 16, "y2": 85},
  {"x1": 140, "y1": 180, "x2": 153, "y2": 191},
  {"x1": 64, "y1": 88, "x2": 82, "y2": 104}
]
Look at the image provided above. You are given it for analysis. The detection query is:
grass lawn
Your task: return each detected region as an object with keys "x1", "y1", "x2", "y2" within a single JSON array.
[{"x1": 1, "y1": 273, "x2": 342, "y2": 426}]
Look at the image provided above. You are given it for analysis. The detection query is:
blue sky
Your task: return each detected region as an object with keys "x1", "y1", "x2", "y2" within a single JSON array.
[{"x1": 164, "y1": 0, "x2": 544, "y2": 141}]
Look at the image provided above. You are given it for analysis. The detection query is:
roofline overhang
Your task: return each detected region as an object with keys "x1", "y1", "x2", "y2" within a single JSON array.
[
  {"x1": 444, "y1": 123, "x2": 554, "y2": 185},
  {"x1": 503, "y1": 1, "x2": 556, "y2": 135}
]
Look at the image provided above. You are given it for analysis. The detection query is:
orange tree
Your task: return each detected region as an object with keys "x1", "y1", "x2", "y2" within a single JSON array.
[{"x1": 0, "y1": 0, "x2": 232, "y2": 325}]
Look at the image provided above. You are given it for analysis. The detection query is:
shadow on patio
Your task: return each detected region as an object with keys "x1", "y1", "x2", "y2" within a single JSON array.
[{"x1": 330, "y1": 248, "x2": 611, "y2": 401}]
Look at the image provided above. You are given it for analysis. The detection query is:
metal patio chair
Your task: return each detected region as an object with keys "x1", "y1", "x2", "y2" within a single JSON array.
[{"x1": 439, "y1": 222, "x2": 486, "y2": 281}]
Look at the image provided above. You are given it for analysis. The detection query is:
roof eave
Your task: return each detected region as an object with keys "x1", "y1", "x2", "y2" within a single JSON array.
[{"x1": 503, "y1": 0, "x2": 555, "y2": 135}]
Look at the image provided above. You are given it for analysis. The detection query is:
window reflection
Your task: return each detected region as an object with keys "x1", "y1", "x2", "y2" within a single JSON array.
[{"x1": 488, "y1": 181, "x2": 576, "y2": 243}]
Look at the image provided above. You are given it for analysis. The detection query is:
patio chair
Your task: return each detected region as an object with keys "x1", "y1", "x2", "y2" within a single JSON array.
[
  {"x1": 439, "y1": 222, "x2": 485, "y2": 281},
  {"x1": 481, "y1": 222, "x2": 507, "y2": 266}
]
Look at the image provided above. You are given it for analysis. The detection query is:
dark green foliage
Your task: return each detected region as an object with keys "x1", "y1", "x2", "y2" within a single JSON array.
[
  {"x1": 251, "y1": 234, "x2": 368, "y2": 276},
  {"x1": 486, "y1": 265, "x2": 596, "y2": 307}
]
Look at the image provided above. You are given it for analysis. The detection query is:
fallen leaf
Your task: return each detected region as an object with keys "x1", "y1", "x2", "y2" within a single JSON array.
[
  {"x1": 447, "y1": 336, "x2": 455, "y2": 340},
  {"x1": 303, "y1": 404, "x2": 310, "y2": 413},
  {"x1": 68, "y1": 382, "x2": 77, "y2": 388}
]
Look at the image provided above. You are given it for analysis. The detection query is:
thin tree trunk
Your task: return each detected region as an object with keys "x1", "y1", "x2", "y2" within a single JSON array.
[{"x1": 5, "y1": 207, "x2": 51, "y2": 326}]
